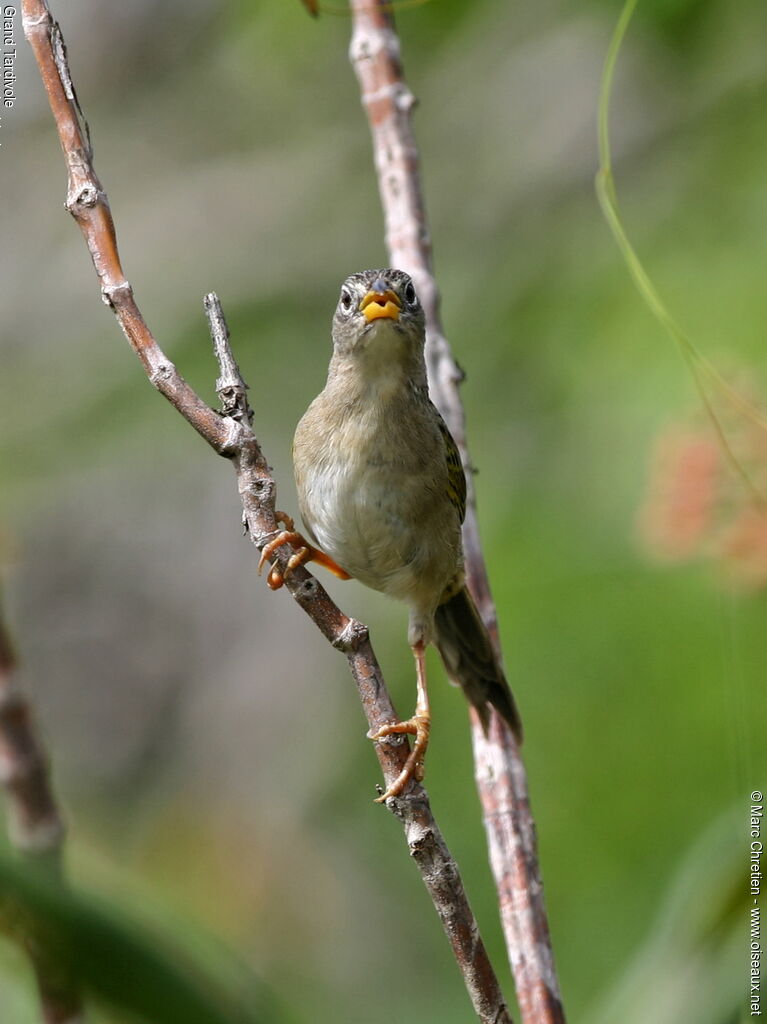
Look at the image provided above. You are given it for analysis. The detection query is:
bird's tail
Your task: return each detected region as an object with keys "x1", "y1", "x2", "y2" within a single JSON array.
[{"x1": 434, "y1": 584, "x2": 523, "y2": 739}]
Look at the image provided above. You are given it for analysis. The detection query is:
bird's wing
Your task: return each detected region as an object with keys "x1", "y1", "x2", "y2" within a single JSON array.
[{"x1": 432, "y1": 404, "x2": 467, "y2": 525}]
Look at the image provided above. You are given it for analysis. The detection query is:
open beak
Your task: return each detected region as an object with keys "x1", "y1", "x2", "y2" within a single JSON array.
[{"x1": 359, "y1": 286, "x2": 401, "y2": 323}]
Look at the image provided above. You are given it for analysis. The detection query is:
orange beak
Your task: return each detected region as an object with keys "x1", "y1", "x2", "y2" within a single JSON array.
[{"x1": 359, "y1": 287, "x2": 401, "y2": 323}]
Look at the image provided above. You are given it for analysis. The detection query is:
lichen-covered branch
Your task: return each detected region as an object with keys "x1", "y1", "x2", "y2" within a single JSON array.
[
  {"x1": 0, "y1": 600, "x2": 83, "y2": 1023},
  {"x1": 21, "y1": 2, "x2": 512, "y2": 1019},
  {"x1": 348, "y1": 3, "x2": 565, "y2": 1021}
]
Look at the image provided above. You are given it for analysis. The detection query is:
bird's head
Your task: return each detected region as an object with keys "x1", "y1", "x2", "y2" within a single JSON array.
[{"x1": 330, "y1": 269, "x2": 426, "y2": 375}]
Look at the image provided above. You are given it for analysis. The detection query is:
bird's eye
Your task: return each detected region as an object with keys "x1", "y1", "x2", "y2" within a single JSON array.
[
  {"x1": 340, "y1": 287, "x2": 353, "y2": 312},
  {"x1": 404, "y1": 280, "x2": 417, "y2": 305}
]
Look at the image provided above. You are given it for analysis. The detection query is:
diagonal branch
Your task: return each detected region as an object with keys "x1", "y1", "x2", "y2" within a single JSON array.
[
  {"x1": 348, "y1": 3, "x2": 566, "y2": 1021},
  {"x1": 22, "y1": 2, "x2": 513, "y2": 1020},
  {"x1": 0, "y1": 598, "x2": 83, "y2": 1023}
]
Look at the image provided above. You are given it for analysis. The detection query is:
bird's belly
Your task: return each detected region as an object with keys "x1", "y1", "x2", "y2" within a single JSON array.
[{"x1": 301, "y1": 459, "x2": 458, "y2": 607}]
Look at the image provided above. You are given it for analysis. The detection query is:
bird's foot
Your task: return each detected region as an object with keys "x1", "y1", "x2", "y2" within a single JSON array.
[
  {"x1": 258, "y1": 512, "x2": 350, "y2": 590},
  {"x1": 369, "y1": 710, "x2": 431, "y2": 803},
  {"x1": 258, "y1": 512, "x2": 309, "y2": 589}
]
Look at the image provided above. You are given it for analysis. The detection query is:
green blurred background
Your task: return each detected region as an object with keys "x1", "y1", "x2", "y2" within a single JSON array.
[{"x1": 1, "y1": 0, "x2": 765, "y2": 1021}]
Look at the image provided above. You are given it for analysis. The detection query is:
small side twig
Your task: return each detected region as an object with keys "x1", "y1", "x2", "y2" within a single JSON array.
[
  {"x1": 22, "y1": 2, "x2": 512, "y2": 1020},
  {"x1": 207, "y1": 293, "x2": 252, "y2": 426},
  {"x1": 0, "y1": 599, "x2": 83, "y2": 1023},
  {"x1": 348, "y1": 3, "x2": 565, "y2": 1021}
]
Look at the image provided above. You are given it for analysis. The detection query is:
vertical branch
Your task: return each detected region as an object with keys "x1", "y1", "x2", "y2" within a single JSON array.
[
  {"x1": 348, "y1": 3, "x2": 566, "y2": 1021},
  {"x1": 0, "y1": 598, "x2": 83, "y2": 1023}
]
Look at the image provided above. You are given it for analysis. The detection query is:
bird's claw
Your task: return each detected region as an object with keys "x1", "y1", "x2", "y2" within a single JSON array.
[
  {"x1": 258, "y1": 512, "x2": 311, "y2": 590},
  {"x1": 258, "y1": 512, "x2": 352, "y2": 589},
  {"x1": 369, "y1": 711, "x2": 431, "y2": 803}
]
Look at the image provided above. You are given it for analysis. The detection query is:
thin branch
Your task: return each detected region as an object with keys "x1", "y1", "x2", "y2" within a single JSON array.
[
  {"x1": 0, "y1": 599, "x2": 84, "y2": 1023},
  {"x1": 21, "y1": 2, "x2": 513, "y2": 1020},
  {"x1": 348, "y1": 3, "x2": 566, "y2": 1021}
]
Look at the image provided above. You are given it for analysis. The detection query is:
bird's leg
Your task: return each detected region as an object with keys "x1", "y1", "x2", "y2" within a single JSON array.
[
  {"x1": 258, "y1": 511, "x2": 351, "y2": 590},
  {"x1": 370, "y1": 640, "x2": 431, "y2": 803}
]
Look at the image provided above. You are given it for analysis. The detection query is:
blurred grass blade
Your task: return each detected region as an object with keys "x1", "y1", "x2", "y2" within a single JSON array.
[
  {"x1": 595, "y1": 0, "x2": 767, "y2": 505},
  {"x1": 0, "y1": 853, "x2": 287, "y2": 1024}
]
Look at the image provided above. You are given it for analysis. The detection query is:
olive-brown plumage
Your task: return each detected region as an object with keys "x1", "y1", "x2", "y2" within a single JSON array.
[{"x1": 265, "y1": 269, "x2": 521, "y2": 800}]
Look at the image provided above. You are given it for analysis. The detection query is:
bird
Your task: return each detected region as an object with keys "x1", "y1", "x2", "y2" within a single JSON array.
[{"x1": 259, "y1": 269, "x2": 522, "y2": 801}]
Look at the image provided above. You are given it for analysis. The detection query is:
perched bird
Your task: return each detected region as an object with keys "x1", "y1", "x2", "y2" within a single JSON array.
[{"x1": 260, "y1": 269, "x2": 522, "y2": 800}]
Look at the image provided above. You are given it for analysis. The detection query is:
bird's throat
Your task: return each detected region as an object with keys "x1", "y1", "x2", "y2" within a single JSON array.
[{"x1": 337, "y1": 320, "x2": 425, "y2": 396}]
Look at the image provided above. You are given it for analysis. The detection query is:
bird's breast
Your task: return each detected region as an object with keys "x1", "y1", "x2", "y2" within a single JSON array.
[{"x1": 293, "y1": 388, "x2": 461, "y2": 608}]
